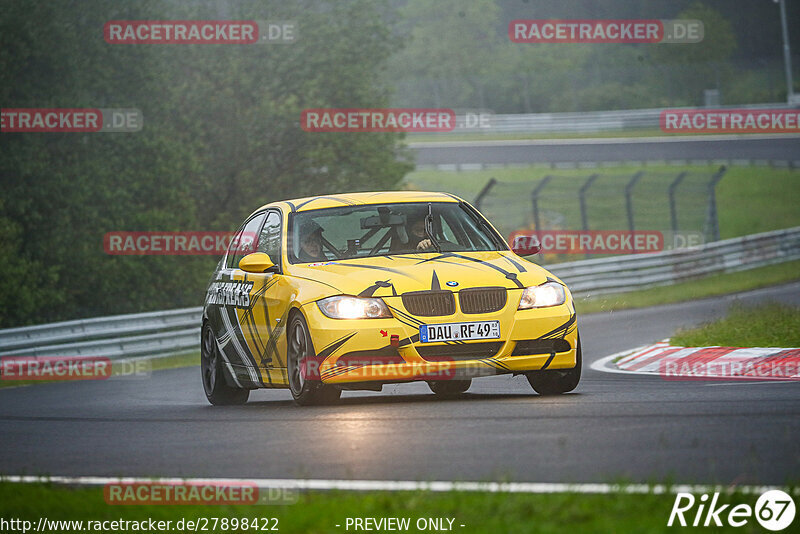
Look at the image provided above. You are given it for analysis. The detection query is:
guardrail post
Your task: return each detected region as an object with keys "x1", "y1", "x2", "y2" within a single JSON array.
[
  {"x1": 706, "y1": 166, "x2": 727, "y2": 242},
  {"x1": 624, "y1": 171, "x2": 645, "y2": 232},
  {"x1": 531, "y1": 175, "x2": 553, "y2": 230},
  {"x1": 473, "y1": 177, "x2": 497, "y2": 211},
  {"x1": 668, "y1": 171, "x2": 688, "y2": 233}
]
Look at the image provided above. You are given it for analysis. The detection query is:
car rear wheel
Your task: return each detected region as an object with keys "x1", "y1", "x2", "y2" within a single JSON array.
[
  {"x1": 428, "y1": 379, "x2": 471, "y2": 397},
  {"x1": 526, "y1": 333, "x2": 582, "y2": 396},
  {"x1": 201, "y1": 323, "x2": 250, "y2": 405},
  {"x1": 287, "y1": 314, "x2": 341, "y2": 406}
]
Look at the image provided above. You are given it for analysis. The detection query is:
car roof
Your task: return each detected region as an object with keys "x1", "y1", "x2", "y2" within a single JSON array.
[{"x1": 255, "y1": 191, "x2": 464, "y2": 214}]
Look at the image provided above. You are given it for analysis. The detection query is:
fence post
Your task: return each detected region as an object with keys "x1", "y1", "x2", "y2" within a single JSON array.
[
  {"x1": 706, "y1": 166, "x2": 727, "y2": 242},
  {"x1": 668, "y1": 171, "x2": 688, "y2": 233},
  {"x1": 579, "y1": 174, "x2": 600, "y2": 231},
  {"x1": 531, "y1": 175, "x2": 553, "y2": 230},
  {"x1": 473, "y1": 177, "x2": 497, "y2": 211},
  {"x1": 624, "y1": 171, "x2": 645, "y2": 232},
  {"x1": 579, "y1": 174, "x2": 600, "y2": 259}
]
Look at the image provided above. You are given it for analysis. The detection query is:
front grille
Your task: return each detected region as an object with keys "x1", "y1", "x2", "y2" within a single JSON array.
[
  {"x1": 459, "y1": 287, "x2": 507, "y2": 314},
  {"x1": 402, "y1": 290, "x2": 455, "y2": 317},
  {"x1": 417, "y1": 342, "x2": 504, "y2": 361},
  {"x1": 511, "y1": 339, "x2": 571, "y2": 356}
]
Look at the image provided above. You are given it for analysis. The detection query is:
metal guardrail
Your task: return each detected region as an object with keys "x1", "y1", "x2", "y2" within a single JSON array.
[
  {"x1": 548, "y1": 226, "x2": 800, "y2": 296},
  {"x1": 0, "y1": 308, "x2": 202, "y2": 359},
  {"x1": 447, "y1": 102, "x2": 797, "y2": 135},
  {"x1": 1, "y1": 227, "x2": 798, "y2": 360}
]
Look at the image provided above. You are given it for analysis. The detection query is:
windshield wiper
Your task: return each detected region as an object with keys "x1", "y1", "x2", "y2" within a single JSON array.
[{"x1": 424, "y1": 203, "x2": 442, "y2": 253}]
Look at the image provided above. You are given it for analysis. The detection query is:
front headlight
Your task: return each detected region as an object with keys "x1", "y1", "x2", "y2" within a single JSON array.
[
  {"x1": 518, "y1": 281, "x2": 566, "y2": 309},
  {"x1": 317, "y1": 295, "x2": 392, "y2": 319}
]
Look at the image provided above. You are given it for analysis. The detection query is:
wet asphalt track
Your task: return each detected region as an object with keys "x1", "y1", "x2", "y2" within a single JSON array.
[{"x1": 1, "y1": 282, "x2": 798, "y2": 485}]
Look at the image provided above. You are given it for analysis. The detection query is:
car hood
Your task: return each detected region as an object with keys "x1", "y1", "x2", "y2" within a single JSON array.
[{"x1": 287, "y1": 251, "x2": 559, "y2": 298}]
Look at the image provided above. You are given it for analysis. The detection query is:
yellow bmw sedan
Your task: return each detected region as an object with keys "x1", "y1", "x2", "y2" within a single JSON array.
[{"x1": 201, "y1": 191, "x2": 580, "y2": 406}]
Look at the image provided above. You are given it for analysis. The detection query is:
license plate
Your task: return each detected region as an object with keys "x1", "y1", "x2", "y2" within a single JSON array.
[{"x1": 419, "y1": 321, "x2": 500, "y2": 343}]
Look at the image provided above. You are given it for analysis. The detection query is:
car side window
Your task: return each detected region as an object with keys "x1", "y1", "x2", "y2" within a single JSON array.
[
  {"x1": 226, "y1": 212, "x2": 267, "y2": 269},
  {"x1": 256, "y1": 211, "x2": 282, "y2": 266}
]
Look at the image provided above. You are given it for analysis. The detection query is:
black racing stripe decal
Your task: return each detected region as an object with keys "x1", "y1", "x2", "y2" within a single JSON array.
[
  {"x1": 328, "y1": 262, "x2": 417, "y2": 278},
  {"x1": 387, "y1": 305, "x2": 425, "y2": 326},
  {"x1": 263, "y1": 305, "x2": 291, "y2": 370},
  {"x1": 502, "y1": 254, "x2": 527, "y2": 273},
  {"x1": 539, "y1": 314, "x2": 577, "y2": 340},
  {"x1": 358, "y1": 279, "x2": 393, "y2": 297},
  {"x1": 316, "y1": 332, "x2": 357, "y2": 359},
  {"x1": 415, "y1": 258, "x2": 485, "y2": 272},
  {"x1": 449, "y1": 253, "x2": 525, "y2": 289},
  {"x1": 321, "y1": 364, "x2": 363, "y2": 379},
  {"x1": 480, "y1": 359, "x2": 506, "y2": 372},
  {"x1": 415, "y1": 252, "x2": 525, "y2": 289},
  {"x1": 398, "y1": 333, "x2": 421, "y2": 347},
  {"x1": 294, "y1": 195, "x2": 357, "y2": 210},
  {"x1": 431, "y1": 270, "x2": 440, "y2": 291},
  {"x1": 541, "y1": 352, "x2": 558, "y2": 370},
  {"x1": 284, "y1": 200, "x2": 297, "y2": 212},
  {"x1": 489, "y1": 358, "x2": 512, "y2": 371}
]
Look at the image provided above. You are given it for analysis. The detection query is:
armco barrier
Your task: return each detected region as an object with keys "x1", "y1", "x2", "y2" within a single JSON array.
[
  {"x1": 548, "y1": 226, "x2": 800, "y2": 295},
  {"x1": 0, "y1": 227, "x2": 798, "y2": 360},
  {"x1": 445, "y1": 102, "x2": 797, "y2": 135},
  {"x1": 0, "y1": 308, "x2": 202, "y2": 359}
]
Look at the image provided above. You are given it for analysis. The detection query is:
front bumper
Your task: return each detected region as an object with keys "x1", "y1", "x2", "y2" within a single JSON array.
[{"x1": 302, "y1": 290, "x2": 578, "y2": 385}]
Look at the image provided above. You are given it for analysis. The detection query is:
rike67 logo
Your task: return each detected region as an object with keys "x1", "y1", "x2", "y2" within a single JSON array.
[{"x1": 668, "y1": 490, "x2": 795, "y2": 531}]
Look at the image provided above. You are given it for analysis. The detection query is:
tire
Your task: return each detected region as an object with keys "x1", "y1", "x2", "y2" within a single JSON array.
[
  {"x1": 427, "y1": 379, "x2": 471, "y2": 397},
  {"x1": 201, "y1": 323, "x2": 250, "y2": 405},
  {"x1": 526, "y1": 333, "x2": 582, "y2": 396},
  {"x1": 287, "y1": 313, "x2": 341, "y2": 406}
]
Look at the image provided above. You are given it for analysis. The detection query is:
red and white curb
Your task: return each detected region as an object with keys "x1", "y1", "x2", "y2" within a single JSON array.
[{"x1": 591, "y1": 341, "x2": 800, "y2": 382}]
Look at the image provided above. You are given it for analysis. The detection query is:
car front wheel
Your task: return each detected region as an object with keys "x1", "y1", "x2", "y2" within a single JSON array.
[
  {"x1": 526, "y1": 333, "x2": 582, "y2": 396},
  {"x1": 287, "y1": 313, "x2": 341, "y2": 406}
]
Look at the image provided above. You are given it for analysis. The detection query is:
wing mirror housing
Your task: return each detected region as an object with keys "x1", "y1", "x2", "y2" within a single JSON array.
[
  {"x1": 510, "y1": 233, "x2": 542, "y2": 256},
  {"x1": 239, "y1": 252, "x2": 280, "y2": 274}
]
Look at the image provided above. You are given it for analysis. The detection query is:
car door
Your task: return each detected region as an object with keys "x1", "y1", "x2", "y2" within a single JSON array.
[
  {"x1": 240, "y1": 209, "x2": 295, "y2": 387},
  {"x1": 208, "y1": 211, "x2": 267, "y2": 388}
]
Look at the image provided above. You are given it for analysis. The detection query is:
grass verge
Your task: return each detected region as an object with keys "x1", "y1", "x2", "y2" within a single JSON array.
[
  {"x1": 577, "y1": 260, "x2": 800, "y2": 315},
  {"x1": 671, "y1": 302, "x2": 800, "y2": 348},
  {"x1": 0, "y1": 481, "x2": 775, "y2": 533}
]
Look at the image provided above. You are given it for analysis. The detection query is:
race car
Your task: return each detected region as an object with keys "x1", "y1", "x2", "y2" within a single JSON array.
[{"x1": 201, "y1": 191, "x2": 580, "y2": 406}]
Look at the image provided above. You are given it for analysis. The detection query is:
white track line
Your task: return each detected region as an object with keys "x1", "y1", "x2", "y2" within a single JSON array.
[{"x1": 1, "y1": 475, "x2": 796, "y2": 496}]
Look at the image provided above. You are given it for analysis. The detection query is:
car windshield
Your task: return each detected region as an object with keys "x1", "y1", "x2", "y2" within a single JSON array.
[{"x1": 288, "y1": 202, "x2": 504, "y2": 263}]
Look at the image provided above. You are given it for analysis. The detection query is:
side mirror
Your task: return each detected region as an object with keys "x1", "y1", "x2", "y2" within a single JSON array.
[
  {"x1": 509, "y1": 232, "x2": 542, "y2": 256},
  {"x1": 239, "y1": 252, "x2": 280, "y2": 274}
]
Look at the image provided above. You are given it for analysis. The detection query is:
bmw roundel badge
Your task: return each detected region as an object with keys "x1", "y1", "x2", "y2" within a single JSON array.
[{"x1": 446, "y1": 281, "x2": 459, "y2": 287}]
